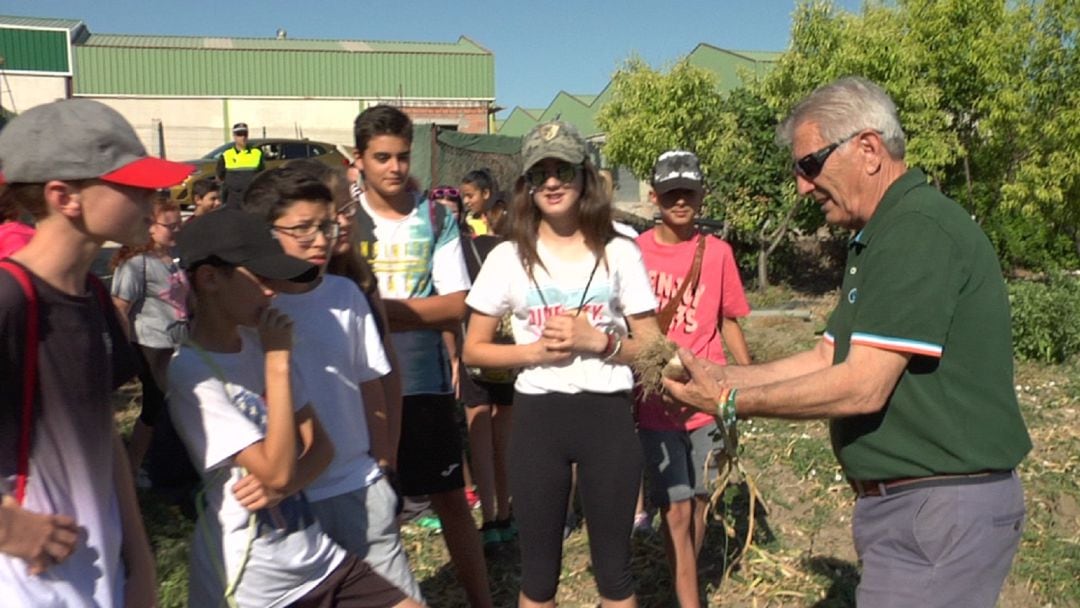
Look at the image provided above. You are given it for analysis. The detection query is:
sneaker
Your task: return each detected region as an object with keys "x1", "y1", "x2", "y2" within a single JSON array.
[
  {"x1": 495, "y1": 517, "x2": 517, "y2": 542},
  {"x1": 480, "y1": 521, "x2": 501, "y2": 545},
  {"x1": 464, "y1": 487, "x2": 481, "y2": 510},
  {"x1": 632, "y1": 511, "x2": 653, "y2": 536},
  {"x1": 415, "y1": 515, "x2": 442, "y2": 532}
]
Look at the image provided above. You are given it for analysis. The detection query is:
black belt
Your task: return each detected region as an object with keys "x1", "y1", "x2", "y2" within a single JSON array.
[{"x1": 848, "y1": 470, "x2": 1014, "y2": 498}]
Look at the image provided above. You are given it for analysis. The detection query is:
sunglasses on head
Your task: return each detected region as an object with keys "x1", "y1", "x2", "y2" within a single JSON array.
[
  {"x1": 431, "y1": 187, "x2": 460, "y2": 200},
  {"x1": 525, "y1": 162, "x2": 579, "y2": 188},
  {"x1": 793, "y1": 131, "x2": 867, "y2": 179}
]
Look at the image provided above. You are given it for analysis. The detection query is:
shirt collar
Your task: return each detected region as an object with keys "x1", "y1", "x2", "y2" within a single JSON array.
[{"x1": 850, "y1": 168, "x2": 929, "y2": 249}]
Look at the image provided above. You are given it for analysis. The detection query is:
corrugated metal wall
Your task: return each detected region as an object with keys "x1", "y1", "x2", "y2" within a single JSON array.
[
  {"x1": 73, "y1": 46, "x2": 494, "y2": 99},
  {"x1": 0, "y1": 27, "x2": 69, "y2": 73}
]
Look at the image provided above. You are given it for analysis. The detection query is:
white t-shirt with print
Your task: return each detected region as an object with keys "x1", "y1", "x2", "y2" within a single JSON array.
[
  {"x1": 359, "y1": 192, "x2": 471, "y2": 395},
  {"x1": 167, "y1": 329, "x2": 345, "y2": 608},
  {"x1": 466, "y1": 238, "x2": 657, "y2": 395},
  {"x1": 271, "y1": 275, "x2": 391, "y2": 501}
]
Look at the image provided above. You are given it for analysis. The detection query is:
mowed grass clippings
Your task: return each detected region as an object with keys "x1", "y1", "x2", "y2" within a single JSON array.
[{"x1": 124, "y1": 286, "x2": 1078, "y2": 607}]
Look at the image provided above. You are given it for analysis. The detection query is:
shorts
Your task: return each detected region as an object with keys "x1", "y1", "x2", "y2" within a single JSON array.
[
  {"x1": 308, "y1": 477, "x2": 423, "y2": 601},
  {"x1": 397, "y1": 392, "x2": 465, "y2": 496},
  {"x1": 286, "y1": 554, "x2": 407, "y2": 608},
  {"x1": 460, "y1": 373, "x2": 514, "y2": 408},
  {"x1": 640, "y1": 421, "x2": 723, "y2": 506}
]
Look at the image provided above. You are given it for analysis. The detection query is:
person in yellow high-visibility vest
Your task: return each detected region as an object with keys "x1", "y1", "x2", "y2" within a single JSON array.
[{"x1": 215, "y1": 122, "x2": 265, "y2": 207}]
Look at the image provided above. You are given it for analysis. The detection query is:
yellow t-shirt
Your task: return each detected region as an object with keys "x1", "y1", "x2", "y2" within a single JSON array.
[{"x1": 466, "y1": 214, "x2": 489, "y2": 236}]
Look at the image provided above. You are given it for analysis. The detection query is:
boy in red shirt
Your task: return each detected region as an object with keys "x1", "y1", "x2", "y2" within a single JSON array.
[{"x1": 635, "y1": 150, "x2": 751, "y2": 608}]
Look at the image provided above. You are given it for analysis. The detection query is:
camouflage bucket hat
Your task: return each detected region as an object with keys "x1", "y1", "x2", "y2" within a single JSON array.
[{"x1": 521, "y1": 120, "x2": 587, "y2": 173}]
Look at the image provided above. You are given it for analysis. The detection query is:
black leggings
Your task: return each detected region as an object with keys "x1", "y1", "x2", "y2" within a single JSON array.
[{"x1": 510, "y1": 391, "x2": 642, "y2": 602}]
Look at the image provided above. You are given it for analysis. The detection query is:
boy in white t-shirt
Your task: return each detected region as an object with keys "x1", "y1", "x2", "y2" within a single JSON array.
[
  {"x1": 169, "y1": 209, "x2": 417, "y2": 608},
  {"x1": 351, "y1": 105, "x2": 492, "y2": 608},
  {"x1": 239, "y1": 165, "x2": 422, "y2": 601}
]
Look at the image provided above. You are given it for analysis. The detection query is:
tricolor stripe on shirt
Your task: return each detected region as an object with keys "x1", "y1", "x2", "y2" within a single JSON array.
[{"x1": 850, "y1": 332, "x2": 943, "y2": 357}]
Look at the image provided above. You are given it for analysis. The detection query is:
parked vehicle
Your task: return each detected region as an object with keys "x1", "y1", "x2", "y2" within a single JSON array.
[{"x1": 170, "y1": 138, "x2": 350, "y2": 205}]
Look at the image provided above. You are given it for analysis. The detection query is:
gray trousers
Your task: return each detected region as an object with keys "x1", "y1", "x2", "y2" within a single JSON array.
[{"x1": 852, "y1": 471, "x2": 1024, "y2": 607}]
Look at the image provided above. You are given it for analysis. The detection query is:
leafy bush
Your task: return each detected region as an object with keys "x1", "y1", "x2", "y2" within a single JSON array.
[{"x1": 1009, "y1": 275, "x2": 1080, "y2": 363}]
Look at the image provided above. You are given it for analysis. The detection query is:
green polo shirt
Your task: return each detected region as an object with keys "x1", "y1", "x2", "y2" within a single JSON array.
[{"x1": 825, "y1": 169, "x2": 1031, "y2": 480}]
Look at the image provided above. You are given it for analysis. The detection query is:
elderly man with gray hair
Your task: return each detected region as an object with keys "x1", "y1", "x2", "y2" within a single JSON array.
[{"x1": 664, "y1": 76, "x2": 1031, "y2": 607}]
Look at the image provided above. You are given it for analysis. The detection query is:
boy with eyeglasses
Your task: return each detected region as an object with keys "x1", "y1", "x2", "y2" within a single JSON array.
[
  {"x1": 237, "y1": 166, "x2": 423, "y2": 601},
  {"x1": 635, "y1": 150, "x2": 751, "y2": 608},
  {"x1": 352, "y1": 105, "x2": 492, "y2": 608}
]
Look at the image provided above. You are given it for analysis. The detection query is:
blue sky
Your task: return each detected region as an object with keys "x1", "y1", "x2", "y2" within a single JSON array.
[{"x1": 4, "y1": 0, "x2": 862, "y2": 116}]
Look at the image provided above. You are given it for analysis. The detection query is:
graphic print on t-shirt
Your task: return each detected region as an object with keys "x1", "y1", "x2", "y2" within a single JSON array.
[
  {"x1": 525, "y1": 285, "x2": 611, "y2": 333},
  {"x1": 369, "y1": 235, "x2": 435, "y2": 297},
  {"x1": 225, "y1": 383, "x2": 316, "y2": 535},
  {"x1": 648, "y1": 271, "x2": 706, "y2": 334},
  {"x1": 158, "y1": 266, "x2": 190, "y2": 320}
]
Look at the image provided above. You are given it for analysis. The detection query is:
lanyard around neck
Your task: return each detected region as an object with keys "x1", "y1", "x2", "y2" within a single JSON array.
[{"x1": 530, "y1": 255, "x2": 602, "y2": 317}]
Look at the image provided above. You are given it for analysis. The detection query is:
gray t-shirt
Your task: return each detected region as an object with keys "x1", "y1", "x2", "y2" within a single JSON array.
[
  {"x1": 0, "y1": 262, "x2": 137, "y2": 607},
  {"x1": 111, "y1": 252, "x2": 189, "y2": 348}
]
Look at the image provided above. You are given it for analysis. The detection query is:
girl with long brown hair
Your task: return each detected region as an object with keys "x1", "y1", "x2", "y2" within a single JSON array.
[{"x1": 463, "y1": 121, "x2": 660, "y2": 608}]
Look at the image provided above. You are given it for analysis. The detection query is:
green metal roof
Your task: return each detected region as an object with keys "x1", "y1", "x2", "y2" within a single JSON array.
[
  {"x1": 539, "y1": 91, "x2": 599, "y2": 136},
  {"x1": 73, "y1": 33, "x2": 494, "y2": 99},
  {"x1": 686, "y1": 44, "x2": 779, "y2": 91},
  {"x1": 498, "y1": 107, "x2": 542, "y2": 136},
  {"x1": 80, "y1": 33, "x2": 488, "y2": 55},
  {"x1": 0, "y1": 24, "x2": 72, "y2": 73},
  {"x1": 0, "y1": 15, "x2": 84, "y2": 30},
  {"x1": 498, "y1": 43, "x2": 780, "y2": 137}
]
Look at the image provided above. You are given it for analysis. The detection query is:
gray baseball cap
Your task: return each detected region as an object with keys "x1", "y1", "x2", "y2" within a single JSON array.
[
  {"x1": 521, "y1": 120, "x2": 587, "y2": 173},
  {"x1": 0, "y1": 98, "x2": 193, "y2": 188},
  {"x1": 651, "y1": 150, "x2": 705, "y2": 194}
]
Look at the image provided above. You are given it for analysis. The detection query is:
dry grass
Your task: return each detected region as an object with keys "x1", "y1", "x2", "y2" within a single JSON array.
[{"x1": 129, "y1": 288, "x2": 1079, "y2": 607}]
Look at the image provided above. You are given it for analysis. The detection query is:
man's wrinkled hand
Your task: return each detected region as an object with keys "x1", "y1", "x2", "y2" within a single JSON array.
[{"x1": 662, "y1": 348, "x2": 729, "y2": 413}]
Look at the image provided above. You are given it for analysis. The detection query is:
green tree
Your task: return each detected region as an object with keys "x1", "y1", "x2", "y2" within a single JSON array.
[
  {"x1": 597, "y1": 57, "x2": 728, "y2": 180},
  {"x1": 598, "y1": 59, "x2": 812, "y2": 289},
  {"x1": 759, "y1": 0, "x2": 1080, "y2": 270},
  {"x1": 999, "y1": 0, "x2": 1080, "y2": 260}
]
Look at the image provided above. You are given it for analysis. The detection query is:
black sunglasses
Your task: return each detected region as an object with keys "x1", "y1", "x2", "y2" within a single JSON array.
[
  {"x1": 794, "y1": 131, "x2": 862, "y2": 179},
  {"x1": 525, "y1": 162, "x2": 579, "y2": 188}
]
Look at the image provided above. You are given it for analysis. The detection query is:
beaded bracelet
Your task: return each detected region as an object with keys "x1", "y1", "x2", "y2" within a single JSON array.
[
  {"x1": 716, "y1": 388, "x2": 738, "y2": 431},
  {"x1": 602, "y1": 333, "x2": 623, "y2": 362},
  {"x1": 600, "y1": 330, "x2": 617, "y2": 358}
]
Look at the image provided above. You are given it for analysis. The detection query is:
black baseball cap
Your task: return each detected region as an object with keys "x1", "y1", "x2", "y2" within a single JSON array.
[
  {"x1": 232, "y1": 122, "x2": 249, "y2": 134},
  {"x1": 177, "y1": 208, "x2": 318, "y2": 282}
]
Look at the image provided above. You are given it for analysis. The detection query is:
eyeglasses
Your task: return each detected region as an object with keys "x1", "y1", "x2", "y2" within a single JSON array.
[
  {"x1": 525, "y1": 163, "x2": 579, "y2": 188},
  {"x1": 153, "y1": 221, "x2": 183, "y2": 231},
  {"x1": 336, "y1": 200, "x2": 359, "y2": 219},
  {"x1": 271, "y1": 220, "x2": 341, "y2": 246},
  {"x1": 793, "y1": 131, "x2": 862, "y2": 179},
  {"x1": 431, "y1": 187, "x2": 460, "y2": 200}
]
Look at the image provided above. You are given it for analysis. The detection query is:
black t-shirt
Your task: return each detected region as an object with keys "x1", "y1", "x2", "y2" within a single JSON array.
[{"x1": 0, "y1": 262, "x2": 137, "y2": 484}]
